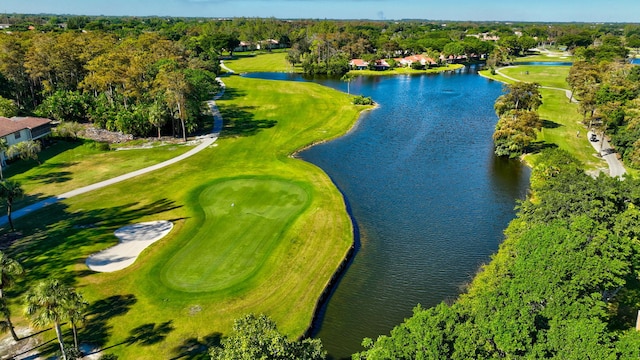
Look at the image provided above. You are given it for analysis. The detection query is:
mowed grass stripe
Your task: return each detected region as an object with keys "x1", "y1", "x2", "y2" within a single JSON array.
[{"x1": 161, "y1": 178, "x2": 310, "y2": 292}]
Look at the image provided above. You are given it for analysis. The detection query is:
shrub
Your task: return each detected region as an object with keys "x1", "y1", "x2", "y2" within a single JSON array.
[
  {"x1": 353, "y1": 95, "x2": 374, "y2": 105},
  {"x1": 88, "y1": 141, "x2": 111, "y2": 151}
]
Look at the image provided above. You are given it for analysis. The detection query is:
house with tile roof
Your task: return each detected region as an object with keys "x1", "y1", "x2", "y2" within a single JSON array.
[
  {"x1": 398, "y1": 54, "x2": 438, "y2": 68},
  {"x1": 349, "y1": 59, "x2": 369, "y2": 70},
  {"x1": 0, "y1": 116, "x2": 52, "y2": 164}
]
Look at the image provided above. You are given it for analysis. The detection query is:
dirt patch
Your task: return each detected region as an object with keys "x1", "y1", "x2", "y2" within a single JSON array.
[
  {"x1": 0, "y1": 327, "x2": 43, "y2": 360},
  {"x1": 79, "y1": 124, "x2": 133, "y2": 144}
]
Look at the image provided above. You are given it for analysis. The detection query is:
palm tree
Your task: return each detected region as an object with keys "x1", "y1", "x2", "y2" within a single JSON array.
[
  {"x1": 148, "y1": 99, "x2": 168, "y2": 139},
  {"x1": 0, "y1": 180, "x2": 24, "y2": 232},
  {"x1": 0, "y1": 251, "x2": 23, "y2": 341},
  {"x1": 6, "y1": 140, "x2": 42, "y2": 164},
  {"x1": 25, "y1": 279, "x2": 72, "y2": 360},
  {"x1": 341, "y1": 73, "x2": 355, "y2": 95},
  {"x1": 66, "y1": 290, "x2": 88, "y2": 352}
]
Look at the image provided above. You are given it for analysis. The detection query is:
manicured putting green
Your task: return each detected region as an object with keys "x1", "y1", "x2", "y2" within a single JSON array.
[{"x1": 160, "y1": 177, "x2": 310, "y2": 292}]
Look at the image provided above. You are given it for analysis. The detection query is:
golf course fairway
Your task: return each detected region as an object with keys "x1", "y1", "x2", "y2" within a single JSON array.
[{"x1": 161, "y1": 177, "x2": 311, "y2": 292}]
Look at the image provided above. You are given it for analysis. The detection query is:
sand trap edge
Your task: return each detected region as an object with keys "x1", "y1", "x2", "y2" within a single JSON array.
[{"x1": 86, "y1": 220, "x2": 173, "y2": 272}]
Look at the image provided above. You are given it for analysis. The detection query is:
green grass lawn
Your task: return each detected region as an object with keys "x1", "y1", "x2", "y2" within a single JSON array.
[
  {"x1": 223, "y1": 51, "x2": 298, "y2": 73},
  {"x1": 5, "y1": 75, "x2": 367, "y2": 358},
  {"x1": 512, "y1": 54, "x2": 573, "y2": 63},
  {"x1": 160, "y1": 177, "x2": 311, "y2": 293},
  {"x1": 499, "y1": 65, "x2": 572, "y2": 89},
  {"x1": 4, "y1": 140, "x2": 193, "y2": 209}
]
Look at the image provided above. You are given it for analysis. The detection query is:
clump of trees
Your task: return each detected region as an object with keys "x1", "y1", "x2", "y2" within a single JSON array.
[
  {"x1": 355, "y1": 149, "x2": 640, "y2": 359},
  {"x1": 209, "y1": 313, "x2": 326, "y2": 360},
  {"x1": 353, "y1": 95, "x2": 374, "y2": 105},
  {"x1": 492, "y1": 82, "x2": 543, "y2": 158}
]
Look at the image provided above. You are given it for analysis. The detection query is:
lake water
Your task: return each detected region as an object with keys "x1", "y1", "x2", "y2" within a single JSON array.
[{"x1": 245, "y1": 68, "x2": 531, "y2": 358}]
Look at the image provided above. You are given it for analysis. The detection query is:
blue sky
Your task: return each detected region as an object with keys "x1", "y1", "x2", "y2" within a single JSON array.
[{"x1": 1, "y1": 0, "x2": 639, "y2": 22}]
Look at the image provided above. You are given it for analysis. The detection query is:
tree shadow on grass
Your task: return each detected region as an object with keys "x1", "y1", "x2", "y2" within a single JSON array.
[
  {"x1": 79, "y1": 294, "x2": 139, "y2": 348},
  {"x1": 4, "y1": 198, "x2": 182, "y2": 295},
  {"x1": 218, "y1": 87, "x2": 246, "y2": 101},
  {"x1": 170, "y1": 332, "x2": 222, "y2": 359},
  {"x1": 541, "y1": 119, "x2": 563, "y2": 129},
  {"x1": 26, "y1": 170, "x2": 73, "y2": 184},
  {"x1": 527, "y1": 141, "x2": 558, "y2": 154},
  {"x1": 219, "y1": 104, "x2": 277, "y2": 138},
  {"x1": 125, "y1": 321, "x2": 175, "y2": 346},
  {"x1": 90, "y1": 321, "x2": 175, "y2": 356}
]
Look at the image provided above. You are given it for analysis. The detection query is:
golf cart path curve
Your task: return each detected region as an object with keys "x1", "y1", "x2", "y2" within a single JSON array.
[{"x1": 0, "y1": 78, "x2": 226, "y2": 227}]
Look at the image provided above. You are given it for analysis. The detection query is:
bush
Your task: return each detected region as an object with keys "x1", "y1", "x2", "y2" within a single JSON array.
[
  {"x1": 88, "y1": 141, "x2": 111, "y2": 151},
  {"x1": 53, "y1": 121, "x2": 84, "y2": 140},
  {"x1": 353, "y1": 95, "x2": 374, "y2": 105}
]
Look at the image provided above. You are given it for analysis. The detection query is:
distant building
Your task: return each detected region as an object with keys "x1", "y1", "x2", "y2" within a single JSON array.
[
  {"x1": 399, "y1": 54, "x2": 437, "y2": 67},
  {"x1": 234, "y1": 41, "x2": 256, "y2": 53},
  {"x1": 349, "y1": 59, "x2": 369, "y2": 70}
]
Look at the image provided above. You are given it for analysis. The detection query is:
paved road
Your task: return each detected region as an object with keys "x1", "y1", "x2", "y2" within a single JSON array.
[
  {"x1": 587, "y1": 130, "x2": 627, "y2": 178},
  {"x1": 220, "y1": 60, "x2": 235, "y2": 74},
  {"x1": 0, "y1": 78, "x2": 226, "y2": 227},
  {"x1": 493, "y1": 66, "x2": 626, "y2": 177}
]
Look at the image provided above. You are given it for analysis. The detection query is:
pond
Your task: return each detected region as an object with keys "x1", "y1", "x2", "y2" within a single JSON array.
[{"x1": 244, "y1": 68, "x2": 531, "y2": 359}]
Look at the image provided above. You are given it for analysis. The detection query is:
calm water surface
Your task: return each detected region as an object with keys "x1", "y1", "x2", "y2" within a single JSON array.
[{"x1": 246, "y1": 68, "x2": 531, "y2": 358}]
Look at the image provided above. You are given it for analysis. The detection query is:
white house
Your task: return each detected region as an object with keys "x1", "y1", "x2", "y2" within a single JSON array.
[{"x1": 0, "y1": 116, "x2": 52, "y2": 164}]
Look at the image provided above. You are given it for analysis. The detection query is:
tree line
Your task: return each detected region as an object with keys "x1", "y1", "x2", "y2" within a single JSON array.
[{"x1": 0, "y1": 26, "x2": 221, "y2": 139}]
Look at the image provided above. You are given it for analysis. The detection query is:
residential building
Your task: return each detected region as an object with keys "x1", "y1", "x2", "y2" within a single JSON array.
[{"x1": 0, "y1": 116, "x2": 52, "y2": 164}]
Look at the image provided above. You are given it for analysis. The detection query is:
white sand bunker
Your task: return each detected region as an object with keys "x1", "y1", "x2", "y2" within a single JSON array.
[{"x1": 86, "y1": 221, "x2": 173, "y2": 272}]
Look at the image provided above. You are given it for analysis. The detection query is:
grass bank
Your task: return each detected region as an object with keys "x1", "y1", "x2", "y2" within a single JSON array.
[
  {"x1": 5, "y1": 75, "x2": 368, "y2": 359},
  {"x1": 480, "y1": 65, "x2": 610, "y2": 172}
]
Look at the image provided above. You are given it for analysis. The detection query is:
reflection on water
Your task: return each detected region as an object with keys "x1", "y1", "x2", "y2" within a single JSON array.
[{"x1": 246, "y1": 68, "x2": 531, "y2": 358}]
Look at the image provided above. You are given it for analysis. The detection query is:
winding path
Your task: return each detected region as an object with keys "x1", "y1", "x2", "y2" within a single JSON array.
[
  {"x1": 494, "y1": 66, "x2": 577, "y2": 103},
  {"x1": 0, "y1": 79, "x2": 226, "y2": 227},
  {"x1": 494, "y1": 66, "x2": 626, "y2": 178},
  {"x1": 587, "y1": 130, "x2": 627, "y2": 178}
]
